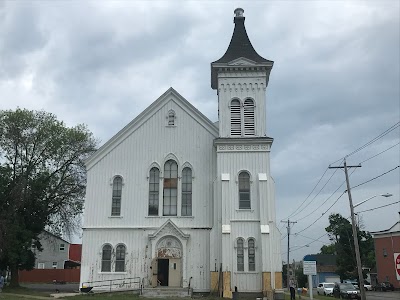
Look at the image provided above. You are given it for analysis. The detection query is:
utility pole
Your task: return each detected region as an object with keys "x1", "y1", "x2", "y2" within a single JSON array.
[
  {"x1": 329, "y1": 158, "x2": 365, "y2": 300},
  {"x1": 281, "y1": 219, "x2": 297, "y2": 291}
]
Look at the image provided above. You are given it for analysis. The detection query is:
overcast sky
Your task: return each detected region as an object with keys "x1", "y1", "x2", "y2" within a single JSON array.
[{"x1": 1, "y1": 0, "x2": 399, "y2": 261}]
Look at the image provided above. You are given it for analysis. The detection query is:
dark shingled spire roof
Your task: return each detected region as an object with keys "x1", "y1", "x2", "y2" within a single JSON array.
[
  {"x1": 211, "y1": 8, "x2": 273, "y2": 89},
  {"x1": 213, "y1": 8, "x2": 272, "y2": 64}
]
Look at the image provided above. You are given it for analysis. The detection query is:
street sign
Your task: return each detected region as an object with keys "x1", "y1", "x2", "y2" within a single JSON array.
[
  {"x1": 303, "y1": 260, "x2": 317, "y2": 275},
  {"x1": 395, "y1": 253, "x2": 400, "y2": 280}
]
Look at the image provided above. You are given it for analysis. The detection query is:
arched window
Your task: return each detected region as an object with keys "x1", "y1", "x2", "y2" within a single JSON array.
[
  {"x1": 237, "y1": 238, "x2": 244, "y2": 271},
  {"x1": 181, "y1": 167, "x2": 192, "y2": 216},
  {"x1": 238, "y1": 172, "x2": 251, "y2": 209},
  {"x1": 149, "y1": 167, "x2": 160, "y2": 216},
  {"x1": 101, "y1": 245, "x2": 112, "y2": 272},
  {"x1": 230, "y1": 99, "x2": 241, "y2": 136},
  {"x1": 115, "y1": 244, "x2": 126, "y2": 272},
  {"x1": 163, "y1": 160, "x2": 178, "y2": 216},
  {"x1": 243, "y1": 99, "x2": 255, "y2": 136},
  {"x1": 111, "y1": 176, "x2": 122, "y2": 216},
  {"x1": 248, "y1": 238, "x2": 256, "y2": 271},
  {"x1": 168, "y1": 110, "x2": 176, "y2": 126}
]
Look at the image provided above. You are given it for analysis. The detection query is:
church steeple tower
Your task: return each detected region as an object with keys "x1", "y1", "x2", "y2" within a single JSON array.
[
  {"x1": 210, "y1": 9, "x2": 282, "y2": 295},
  {"x1": 211, "y1": 8, "x2": 274, "y2": 138}
]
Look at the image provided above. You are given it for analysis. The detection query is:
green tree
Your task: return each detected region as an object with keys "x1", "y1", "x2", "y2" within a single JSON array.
[
  {"x1": 0, "y1": 108, "x2": 97, "y2": 286},
  {"x1": 320, "y1": 244, "x2": 336, "y2": 255},
  {"x1": 322, "y1": 213, "x2": 376, "y2": 281}
]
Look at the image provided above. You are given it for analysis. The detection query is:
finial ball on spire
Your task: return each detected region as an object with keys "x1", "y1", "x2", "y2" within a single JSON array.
[{"x1": 234, "y1": 8, "x2": 244, "y2": 18}]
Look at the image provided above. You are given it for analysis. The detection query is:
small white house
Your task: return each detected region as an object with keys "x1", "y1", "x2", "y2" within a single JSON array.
[{"x1": 80, "y1": 8, "x2": 282, "y2": 294}]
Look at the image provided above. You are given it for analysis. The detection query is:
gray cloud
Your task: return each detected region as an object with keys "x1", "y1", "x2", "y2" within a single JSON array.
[{"x1": 0, "y1": 0, "x2": 398, "y2": 260}]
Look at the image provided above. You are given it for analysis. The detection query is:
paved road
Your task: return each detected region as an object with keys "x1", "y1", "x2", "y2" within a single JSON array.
[{"x1": 365, "y1": 291, "x2": 400, "y2": 300}]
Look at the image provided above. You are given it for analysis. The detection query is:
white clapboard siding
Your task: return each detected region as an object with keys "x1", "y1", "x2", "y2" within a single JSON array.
[
  {"x1": 217, "y1": 73, "x2": 267, "y2": 138},
  {"x1": 84, "y1": 97, "x2": 217, "y2": 230},
  {"x1": 80, "y1": 228, "x2": 211, "y2": 291}
]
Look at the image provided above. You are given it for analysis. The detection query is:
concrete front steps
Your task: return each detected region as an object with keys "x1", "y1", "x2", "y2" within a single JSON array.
[{"x1": 141, "y1": 287, "x2": 193, "y2": 298}]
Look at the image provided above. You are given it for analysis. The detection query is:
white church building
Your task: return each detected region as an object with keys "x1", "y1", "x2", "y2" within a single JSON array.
[{"x1": 80, "y1": 8, "x2": 282, "y2": 294}]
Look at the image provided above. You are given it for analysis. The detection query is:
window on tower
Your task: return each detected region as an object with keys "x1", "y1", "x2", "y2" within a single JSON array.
[
  {"x1": 238, "y1": 171, "x2": 251, "y2": 209},
  {"x1": 243, "y1": 98, "x2": 255, "y2": 135},
  {"x1": 237, "y1": 238, "x2": 244, "y2": 271},
  {"x1": 248, "y1": 238, "x2": 256, "y2": 271},
  {"x1": 230, "y1": 99, "x2": 241, "y2": 136},
  {"x1": 163, "y1": 160, "x2": 178, "y2": 216}
]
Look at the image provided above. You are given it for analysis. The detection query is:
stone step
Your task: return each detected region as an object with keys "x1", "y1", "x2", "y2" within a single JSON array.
[{"x1": 141, "y1": 287, "x2": 193, "y2": 298}]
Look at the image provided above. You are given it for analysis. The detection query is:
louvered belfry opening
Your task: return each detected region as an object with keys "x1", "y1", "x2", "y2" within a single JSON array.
[
  {"x1": 243, "y1": 99, "x2": 255, "y2": 136},
  {"x1": 230, "y1": 99, "x2": 242, "y2": 136}
]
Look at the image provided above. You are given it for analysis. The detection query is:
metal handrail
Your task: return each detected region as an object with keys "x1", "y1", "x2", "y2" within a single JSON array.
[
  {"x1": 188, "y1": 276, "x2": 193, "y2": 295},
  {"x1": 81, "y1": 276, "x2": 141, "y2": 292}
]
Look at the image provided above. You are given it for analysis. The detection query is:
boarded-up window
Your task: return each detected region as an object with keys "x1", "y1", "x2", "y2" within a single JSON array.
[
  {"x1": 163, "y1": 160, "x2": 178, "y2": 216},
  {"x1": 239, "y1": 172, "x2": 251, "y2": 209},
  {"x1": 237, "y1": 238, "x2": 244, "y2": 271},
  {"x1": 115, "y1": 245, "x2": 126, "y2": 272},
  {"x1": 149, "y1": 167, "x2": 160, "y2": 216},
  {"x1": 248, "y1": 238, "x2": 255, "y2": 271},
  {"x1": 243, "y1": 99, "x2": 255, "y2": 136},
  {"x1": 181, "y1": 167, "x2": 192, "y2": 216},
  {"x1": 230, "y1": 99, "x2": 241, "y2": 136},
  {"x1": 112, "y1": 176, "x2": 122, "y2": 216},
  {"x1": 101, "y1": 245, "x2": 112, "y2": 272}
]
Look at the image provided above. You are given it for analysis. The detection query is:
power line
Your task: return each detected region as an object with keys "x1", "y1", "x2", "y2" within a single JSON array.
[
  {"x1": 289, "y1": 167, "x2": 341, "y2": 219},
  {"x1": 293, "y1": 191, "x2": 346, "y2": 235},
  {"x1": 293, "y1": 167, "x2": 358, "y2": 222},
  {"x1": 284, "y1": 167, "x2": 331, "y2": 220},
  {"x1": 359, "y1": 142, "x2": 400, "y2": 164},
  {"x1": 330, "y1": 122, "x2": 400, "y2": 166},
  {"x1": 356, "y1": 201, "x2": 400, "y2": 214},
  {"x1": 351, "y1": 165, "x2": 399, "y2": 190},
  {"x1": 284, "y1": 201, "x2": 400, "y2": 255}
]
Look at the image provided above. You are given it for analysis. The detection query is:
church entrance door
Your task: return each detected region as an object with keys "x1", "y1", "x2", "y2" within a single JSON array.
[{"x1": 157, "y1": 258, "x2": 169, "y2": 286}]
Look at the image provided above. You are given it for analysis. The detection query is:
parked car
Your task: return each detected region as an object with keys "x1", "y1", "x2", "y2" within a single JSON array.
[
  {"x1": 344, "y1": 280, "x2": 359, "y2": 289},
  {"x1": 373, "y1": 282, "x2": 395, "y2": 291},
  {"x1": 317, "y1": 282, "x2": 335, "y2": 296},
  {"x1": 363, "y1": 280, "x2": 372, "y2": 291},
  {"x1": 333, "y1": 283, "x2": 361, "y2": 299}
]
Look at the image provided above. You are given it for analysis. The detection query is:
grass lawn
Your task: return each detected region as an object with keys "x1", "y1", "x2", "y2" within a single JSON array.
[
  {"x1": 1, "y1": 286, "x2": 51, "y2": 297},
  {"x1": 0, "y1": 288, "x2": 338, "y2": 300}
]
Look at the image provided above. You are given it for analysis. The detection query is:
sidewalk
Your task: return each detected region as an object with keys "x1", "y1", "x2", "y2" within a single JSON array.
[{"x1": 285, "y1": 291, "x2": 314, "y2": 300}]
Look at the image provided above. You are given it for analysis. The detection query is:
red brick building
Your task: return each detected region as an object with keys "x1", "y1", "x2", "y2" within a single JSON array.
[{"x1": 371, "y1": 221, "x2": 400, "y2": 289}]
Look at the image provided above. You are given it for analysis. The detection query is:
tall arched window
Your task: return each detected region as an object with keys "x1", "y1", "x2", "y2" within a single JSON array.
[
  {"x1": 163, "y1": 160, "x2": 178, "y2": 216},
  {"x1": 230, "y1": 99, "x2": 241, "y2": 136},
  {"x1": 248, "y1": 238, "x2": 256, "y2": 271},
  {"x1": 239, "y1": 172, "x2": 251, "y2": 209},
  {"x1": 101, "y1": 245, "x2": 112, "y2": 272},
  {"x1": 237, "y1": 238, "x2": 244, "y2": 271},
  {"x1": 115, "y1": 244, "x2": 126, "y2": 272},
  {"x1": 181, "y1": 167, "x2": 192, "y2": 216},
  {"x1": 149, "y1": 167, "x2": 160, "y2": 216},
  {"x1": 243, "y1": 99, "x2": 255, "y2": 136},
  {"x1": 111, "y1": 176, "x2": 122, "y2": 216}
]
